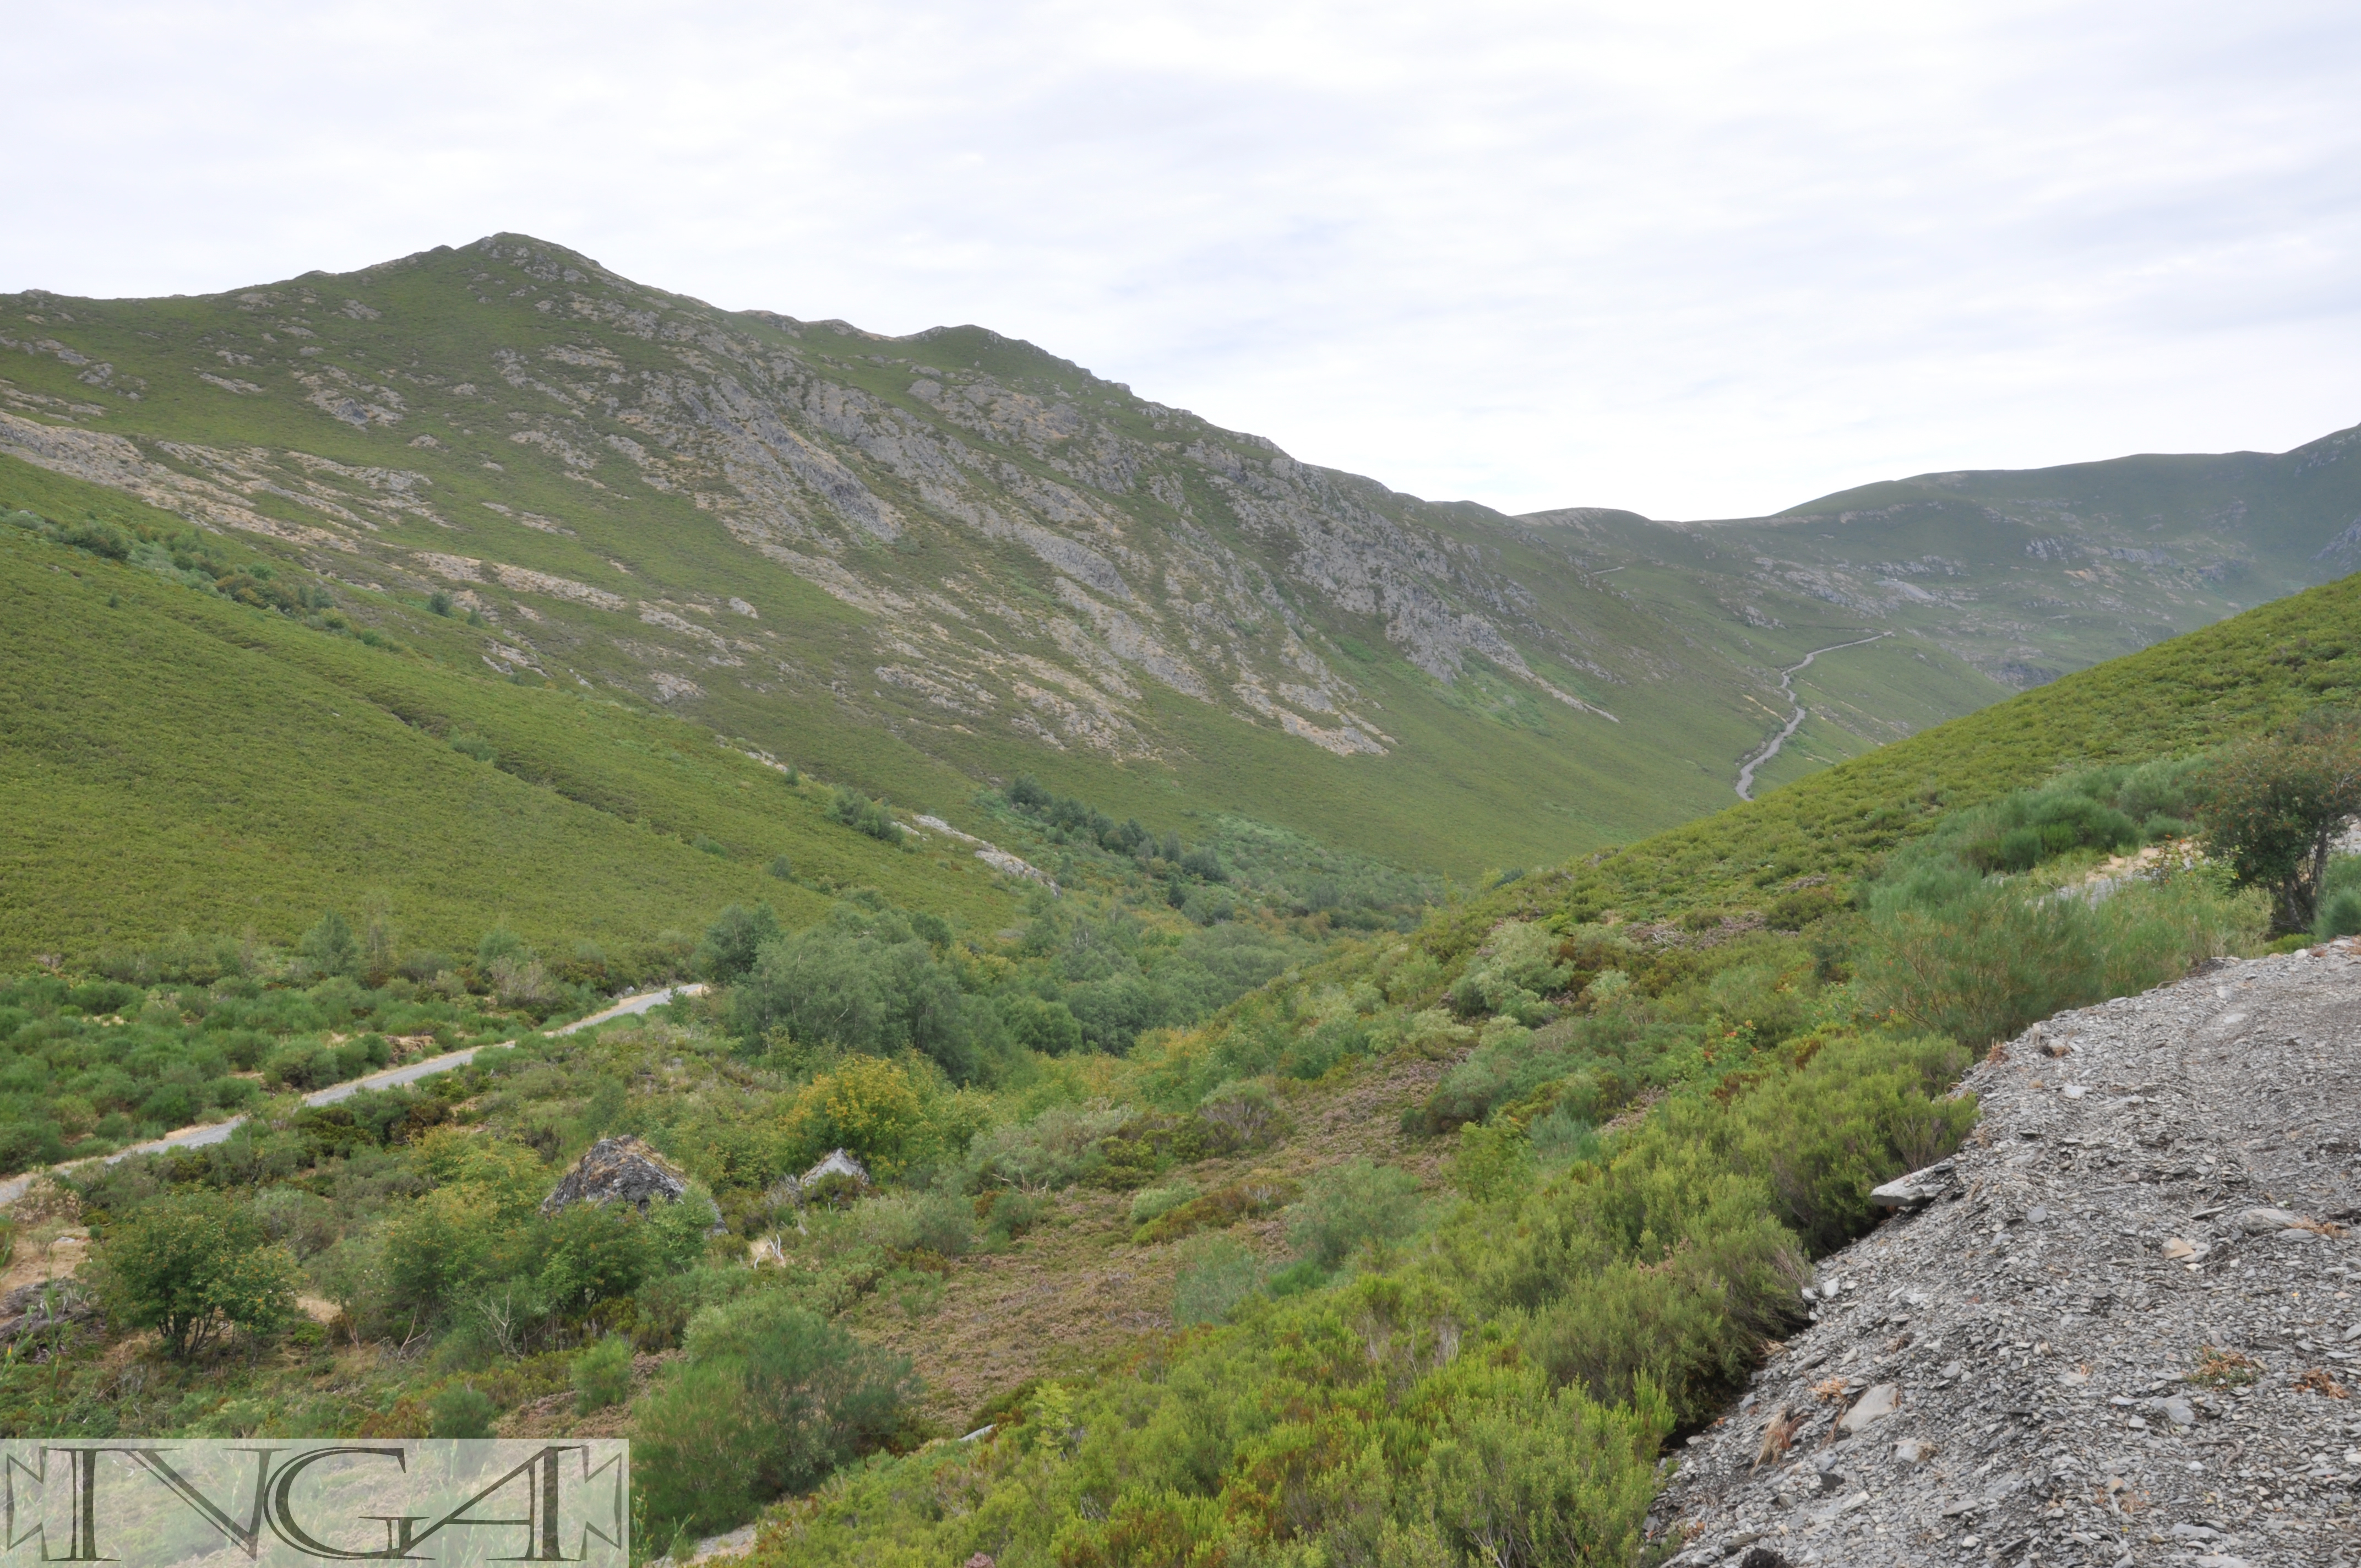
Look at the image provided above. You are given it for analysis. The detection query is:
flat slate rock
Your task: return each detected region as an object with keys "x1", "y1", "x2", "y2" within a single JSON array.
[{"x1": 1652, "y1": 937, "x2": 2361, "y2": 1567}]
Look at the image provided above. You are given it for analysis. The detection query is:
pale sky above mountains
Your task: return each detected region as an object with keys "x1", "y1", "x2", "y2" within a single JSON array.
[{"x1": 8, "y1": 1, "x2": 2359, "y2": 519}]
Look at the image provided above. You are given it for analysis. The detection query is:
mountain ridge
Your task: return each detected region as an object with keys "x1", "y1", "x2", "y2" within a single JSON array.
[{"x1": 4, "y1": 232, "x2": 2356, "y2": 877}]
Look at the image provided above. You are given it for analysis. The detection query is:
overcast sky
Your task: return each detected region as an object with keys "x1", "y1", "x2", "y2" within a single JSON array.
[{"x1": 8, "y1": 1, "x2": 2358, "y2": 519}]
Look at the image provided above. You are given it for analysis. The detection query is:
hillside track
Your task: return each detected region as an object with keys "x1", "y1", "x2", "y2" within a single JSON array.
[
  {"x1": 1735, "y1": 633, "x2": 1892, "y2": 800},
  {"x1": 0, "y1": 984, "x2": 704, "y2": 1207}
]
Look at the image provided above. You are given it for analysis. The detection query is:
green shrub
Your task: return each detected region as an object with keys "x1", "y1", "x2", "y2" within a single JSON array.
[
  {"x1": 1194, "y1": 1078, "x2": 1286, "y2": 1152},
  {"x1": 88, "y1": 1191, "x2": 300, "y2": 1358},
  {"x1": 1288, "y1": 1159, "x2": 1423, "y2": 1269},
  {"x1": 1128, "y1": 1179, "x2": 1201, "y2": 1227},
  {"x1": 633, "y1": 1291, "x2": 914, "y2": 1540},
  {"x1": 2318, "y1": 857, "x2": 2361, "y2": 939},
  {"x1": 979, "y1": 1189, "x2": 1045, "y2": 1245},
  {"x1": 1422, "y1": 1363, "x2": 1669, "y2": 1568},
  {"x1": 1134, "y1": 1173, "x2": 1298, "y2": 1246},
  {"x1": 829, "y1": 787, "x2": 903, "y2": 845},
  {"x1": 1171, "y1": 1234, "x2": 1263, "y2": 1326},
  {"x1": 857, "y1": 1188, "x2": 974, "y2": 1257},
  {"x1": 449, "y1": 732, "x2": 496, "y2": 763},
  {"x1": 696, "y1": 902, "x2": 781, "y2": 983},
  {"x1": 572, "y1": 1334, "x2": 635, "y2": 1413},
  {"x1": 768, "y1": 854, "x2": 795, "y2": 880},
  {"x1": 1858, "y1": 865, "x2": 2263, "y2": 1046},
  {"x1": 966, "y1": 1102, "x2": 1131, "y2": 1191},
  {"x1": 731, "y1": 900, "x2": 982, "y2": 1080},
  {"x1": 298, "y1": 910, "x2": 359, "y2": 977},
  {"x1": 780, "y1": 1057, "x2": 929, "y2": 1177},
  {"x1": 1451, "y1": 1120, "x2": 1536, "y2": 1204},
  {"x1": 428, "y1": 1384, "x2": 496, "y2": 1438}
]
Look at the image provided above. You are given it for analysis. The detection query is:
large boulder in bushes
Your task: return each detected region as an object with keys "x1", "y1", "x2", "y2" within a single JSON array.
[{"x1": 541, "y1": 1135, "x2": 690, "y2": 1216}]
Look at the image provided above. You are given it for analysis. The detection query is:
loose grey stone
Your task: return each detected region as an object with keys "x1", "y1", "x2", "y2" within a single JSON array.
[
  {"x1": 1647, "y1": 940, "x2": 2361, "y2": 1565},
  {"x1": 1838, "y1": 1383, "x2": 1899, "y2": 1433}
]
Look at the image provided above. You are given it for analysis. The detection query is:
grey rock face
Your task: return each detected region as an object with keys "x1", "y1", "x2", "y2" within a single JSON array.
[
  {"x1": 541, "y1": 1135, "x2": 691, "y2": 1216},
  {"x1": 1651, "y1": 937, "x2": 2361, "y2": 1567},
  {"x1": 802, "y1": 1148, "x2": 871, "y2": 1188}
]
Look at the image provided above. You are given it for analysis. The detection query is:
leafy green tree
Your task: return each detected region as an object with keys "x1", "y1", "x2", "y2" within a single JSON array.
[
  {"x1": 2198, "y1": 710, "x2": 2361, "y2": 931},
  {"x1": 88, "y1": 1191, "x2": 299, "y2": 1357},
  {"x1": 696, "y1": 902, "x2": 781, "y2": 983},
  {"x1": 298, "y1": 910, "x2": 359, "y2": 977}
]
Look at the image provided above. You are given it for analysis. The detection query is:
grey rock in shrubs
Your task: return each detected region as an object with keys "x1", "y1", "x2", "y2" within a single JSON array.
[
  {"x1": 541, "y1": 1135, "x2": 691, "y2": 1215},
  {"x1": 802, "y1": 1148, "x2": 871, "y2": 1187}
]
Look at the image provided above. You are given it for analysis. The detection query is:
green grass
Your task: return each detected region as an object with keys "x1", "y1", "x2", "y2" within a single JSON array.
[
  {"x1": 1462, "y1": 570, "x2": 2361, "y2": 937},
  {"x1": 0, "y1": 469, "x2": 1032, "y2": 966}
]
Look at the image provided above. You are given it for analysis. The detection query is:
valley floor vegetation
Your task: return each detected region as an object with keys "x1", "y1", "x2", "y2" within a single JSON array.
[{"x1": 4, "y1": 581, "x2": 2358, "y2": 1565}]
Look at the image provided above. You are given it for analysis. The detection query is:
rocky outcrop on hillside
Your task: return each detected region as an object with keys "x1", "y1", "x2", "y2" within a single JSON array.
[
  {"x1": 541, "y1": 1135, "x2": 690, "y2": 1215},
  {"x1": 0, "y1": 238, "x2": 1653, "y2": 768},
  {"x1": 1654, "y1": 938, "x2": 2361, "y2": 1568}
]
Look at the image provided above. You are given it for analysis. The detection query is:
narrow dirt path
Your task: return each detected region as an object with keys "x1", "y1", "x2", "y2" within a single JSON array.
[
  {"x1": 0, "y1": 983, "x2": 705, "y2": 1206},
  {"x1": 1734, "y1": 633, "x2": 1890, "y2": 801}
]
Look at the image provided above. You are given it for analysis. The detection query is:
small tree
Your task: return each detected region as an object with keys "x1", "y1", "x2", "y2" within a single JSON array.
[
  {"x1": 299, "y1": 910, "x2": 359, "y2": 977},
  {"x1": 2198, "y1": 711, "x2": 2361, "y2": 932},
  {"x1": 696, "y1": 902, "x2": 781, "y2": 983},
  {"x1": 89, "y1": 1191, "x2": 300, "y2": 1358}
]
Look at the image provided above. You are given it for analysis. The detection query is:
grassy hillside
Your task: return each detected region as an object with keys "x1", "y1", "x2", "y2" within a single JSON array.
[
  {"x1": 0, "y1": 460, "x2": 1032, "y2": 967},
  {"x1": 6, "y1": 537, "x2": 2349, "y2": 1566},
  {"x1": 13, "y1": 235, "x2": 2351, "y2": 881}
]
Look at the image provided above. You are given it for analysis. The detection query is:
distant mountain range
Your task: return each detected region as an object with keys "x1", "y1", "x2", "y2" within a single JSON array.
[{"x1": 4, "y1": 233, "x2": 2355, "y2": 874}]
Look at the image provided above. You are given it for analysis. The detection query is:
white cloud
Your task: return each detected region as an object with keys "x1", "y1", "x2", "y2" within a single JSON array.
[{"x1": 7, "y1": 0, "x2": 2358, "y2": 517}]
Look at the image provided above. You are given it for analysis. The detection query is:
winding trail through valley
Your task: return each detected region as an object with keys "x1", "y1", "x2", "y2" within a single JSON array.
[
  {"x1": 0, "y1": 983, "x2": 705, "y2": 1207},
  {"x1": 1733, "y1": 632, "x2": 1890, "y2": 801}
]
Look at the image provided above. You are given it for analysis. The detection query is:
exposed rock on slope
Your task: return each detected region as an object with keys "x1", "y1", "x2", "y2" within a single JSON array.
[
  {"x1": 541, "y1": 1135, "x2": 690, "y2": 1215},
  {"x1": 1656, "y1": 938, "x2": 2361, "y2": 1568}
]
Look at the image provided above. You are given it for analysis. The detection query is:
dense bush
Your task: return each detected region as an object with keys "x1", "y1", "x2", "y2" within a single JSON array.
[
  {"x1": 634, "y1": 1291, "x2": 915, "y2": 1542},
  {"x1": 2318, "y1": 856, "x2": 2361, "y2": 940},
  {"x1": 88, "y1": 1191, "x2": 300, "y2": 1358},
  {"x1": 1288, "y1": 1159, "x2": 1424, "y2": 1269},
  {"x1": 1170, "y1": 1234, "x2": 1264, "y2": 1326},
  {"x1": 1858, "y1": 856, "x2": 2264, "y2": 1046},
  {"x1": 0, "y1": 922, "x2": 601, "y2": 1174},
  {"x1": 572, "y1": 1334, "x2": 634, "y2": 1413},
  {"x1": 731, "y1": 898, "x2": 991, "y2": 1080},
  {"x1": 2196, "y1": 709, "x2": 2361, "y2": 930},
  {"x1": 829, "y1": 787, "x2": 904, "y2": 845}
]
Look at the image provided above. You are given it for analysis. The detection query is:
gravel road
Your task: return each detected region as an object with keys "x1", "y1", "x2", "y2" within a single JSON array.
[{"x1": 1655, "y1": 937, "x2": 2361, "y2": 1568}]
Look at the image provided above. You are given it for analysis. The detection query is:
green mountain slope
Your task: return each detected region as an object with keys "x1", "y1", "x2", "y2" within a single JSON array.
[
  {"x1": 6, "y1": 235, "x2": 2354, "y2": 878},
  {"x1": 0, "y1": 237, "x2": 2012, "y2": 875},
  {"x1": 0, "y1": 461, "x2": 1035, "y2": 967},
  {"x1": 1520, "y1": 423, "x2": 2361, "y2": 793}
]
